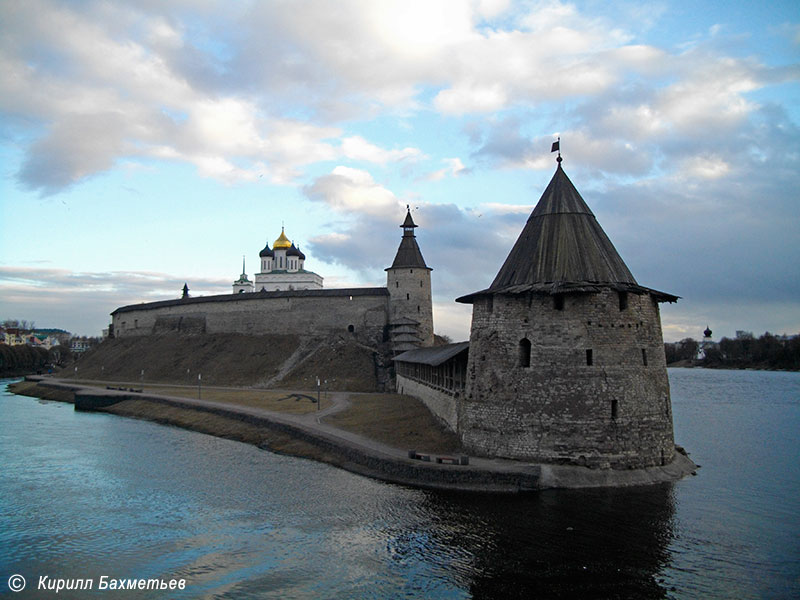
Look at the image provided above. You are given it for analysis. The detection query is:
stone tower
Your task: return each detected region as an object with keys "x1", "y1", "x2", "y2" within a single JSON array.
[
  {"x1": 386, "y1": 208, "x2": 434, "y2": 351},
  {"x1": 456, "y1": 160, "x2": 679, "y2": 469}
]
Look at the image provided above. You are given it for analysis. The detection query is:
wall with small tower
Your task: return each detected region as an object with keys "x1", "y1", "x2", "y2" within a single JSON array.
[{"x1": 113, "y1": 210, "x2": 435, "y2": 356}]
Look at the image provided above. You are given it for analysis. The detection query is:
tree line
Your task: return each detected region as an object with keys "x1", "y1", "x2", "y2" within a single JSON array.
[
  {"x1": 665, "y1": 331, "x2": 800, "y2": 371},
  {"x1": 0, "y1": 344, "x2": 74, "y2": 377}
]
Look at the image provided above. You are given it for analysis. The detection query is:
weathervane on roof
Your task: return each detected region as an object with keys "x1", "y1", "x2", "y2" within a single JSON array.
[{"x1": 551, "y1": 136, "x2": 562, "y2": 164}]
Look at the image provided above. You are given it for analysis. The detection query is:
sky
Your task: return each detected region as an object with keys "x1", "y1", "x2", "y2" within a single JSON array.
[{"x1": 1, "y1": 0, "x2": 798, "y2": 342}]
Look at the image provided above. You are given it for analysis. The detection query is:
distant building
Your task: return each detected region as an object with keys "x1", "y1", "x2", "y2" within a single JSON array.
[
  {"x1": 26, "y1": 334, "x2": 58, "y2": 349},
  {"x1": 3, "y1": 328, "x2": 24, "y2": 346},
  {"x1": 696, "y1": 325, "x2": 715, "y2": 360},
  {"x1": 70, "y1": 339, "x2": 91, "y2": 353},
  {"x1": 241, "y1": 228, "x2": 324, "y2": 292}
]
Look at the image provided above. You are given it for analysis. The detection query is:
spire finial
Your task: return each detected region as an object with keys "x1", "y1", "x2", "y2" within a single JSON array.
[
  {"x1": 551, "y1": 136, "x2": 562, "y2": 164},
  {"x1": 242, "y1": 255, "x2": 246, "y2": 275}
]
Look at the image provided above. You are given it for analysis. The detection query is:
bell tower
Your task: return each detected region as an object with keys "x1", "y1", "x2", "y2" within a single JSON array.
[{"x1": 386, "y1": 208, "x2": 434, "y2": 351}]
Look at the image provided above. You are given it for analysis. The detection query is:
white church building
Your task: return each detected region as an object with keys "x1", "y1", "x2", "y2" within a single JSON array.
[{"x1": 233, "y1": 227, "x2": 323, "y2": 293}]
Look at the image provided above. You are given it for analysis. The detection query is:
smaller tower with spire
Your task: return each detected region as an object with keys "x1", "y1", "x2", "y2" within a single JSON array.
[
  {"x1": 232, "y1": 256, "x2": 254, "y2": 294},
  {"x1": 386, "y1": 207, "x2": 434, "y2": 351}
]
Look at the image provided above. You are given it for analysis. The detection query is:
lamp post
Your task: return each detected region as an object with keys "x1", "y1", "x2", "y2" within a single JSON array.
[
  {"x1": 316, "y1": 376, "x2": 320, "y2": 411},
  {"x1": 198, "y1": 373, "x2": 202, "y2": 400}
]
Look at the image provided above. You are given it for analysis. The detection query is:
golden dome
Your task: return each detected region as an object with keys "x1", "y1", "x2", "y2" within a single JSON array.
[{"x1": 273, "y1": 228, "x2": 291, "y2": 249}]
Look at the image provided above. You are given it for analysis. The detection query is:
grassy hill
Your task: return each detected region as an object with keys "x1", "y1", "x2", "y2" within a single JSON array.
[{"x1": 66, "y1": 332, "x2": 385, "y2": 391}]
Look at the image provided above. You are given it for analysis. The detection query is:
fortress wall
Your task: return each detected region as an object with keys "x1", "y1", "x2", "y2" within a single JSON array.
[
  {"x1": 459, "y1": 289, "x2": 674, "y2": 469},
  {"x1": 113, "y1": 292, "x2": 389, "y2": 345},
  {"x1": 396, "y1": 375, "x2": 459, "y2": 432}
]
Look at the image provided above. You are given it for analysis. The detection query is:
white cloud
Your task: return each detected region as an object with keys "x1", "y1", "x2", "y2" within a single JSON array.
[
  {"x1": 681, "y1": 155, "x2": 732, "y2": 180},
  {"x1": 423, "y1": 157, "x2": 469, "y2": 181},
  {"x1": 3, "y1": 0, "x2": 796, "y2": 194},
  {"x1": 341, "y1": 136, "x2": 422, "y2": 164},
  {"x1": 303, "y1": 166, "x2": 404, "y2": 216}
]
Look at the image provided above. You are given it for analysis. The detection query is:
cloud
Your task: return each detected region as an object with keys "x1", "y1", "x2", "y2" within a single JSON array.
[
  {"x1": 0, "y1": 266, "x2": 231, "y2": 335},
  {"x1": 303, "y1": 166, "x2": 404, "y2": 217},
  {"x1": 302, "y1": 167, "x2": 537, "y2": 299},
  {"x1": 341, "y1": 136, "x2": 422, "y2": 164},
  {"x1": 422, "y1": 157, "x2": 470, "y2": 181},
  {"x1": 471, "y1": 122, "x2": 652, "y2": 174},
  {"x1": 3, "y1": 0, "x2": 798, "y2": 195}
]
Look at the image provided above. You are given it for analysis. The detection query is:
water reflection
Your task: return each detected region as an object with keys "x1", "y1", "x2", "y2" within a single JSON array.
[
  {"x1": 7, "y1": 372, "x2": 798, "y2": 599},
  {"x1": 386, "y1": 485, "x2": 677, "y2": 599}
]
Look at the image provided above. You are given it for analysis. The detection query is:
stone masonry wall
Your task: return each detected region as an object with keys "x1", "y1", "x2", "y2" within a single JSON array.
[
  {"x1": 387, "y1": 267, "x2": 434, "y2": 346},
  {"x1": 459, "y1": 289, "x2": 675, "y2": 469},
  {"x1": 396, "y1": 374, "x2": 459, "y2": 432},
  {"x1": 113, "y1": 292, "x2": 389, "y2": 346}
]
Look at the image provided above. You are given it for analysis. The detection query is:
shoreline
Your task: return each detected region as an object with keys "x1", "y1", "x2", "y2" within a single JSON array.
[
  {"x1": 8, "y1": 376, "x2": 698, "y2": 493},
  {"x1": 667, "y1": 363, "x2": 799, "y2": 372}
]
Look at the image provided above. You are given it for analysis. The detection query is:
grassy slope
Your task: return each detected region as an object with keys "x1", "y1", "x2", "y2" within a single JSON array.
[
  {"x1": 326, "y1": 394, "x2": 463, "y2": 454},
  {"x1": 66, "y1": 333, "x2": 380, "y2": 390}
]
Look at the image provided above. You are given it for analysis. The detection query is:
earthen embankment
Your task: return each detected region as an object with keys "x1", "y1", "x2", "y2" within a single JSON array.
[{"x1": 11, "y1": 377, "x2": 697, "y2": 493}]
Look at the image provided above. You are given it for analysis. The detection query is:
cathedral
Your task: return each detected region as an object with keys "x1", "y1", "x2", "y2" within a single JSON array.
[{"x1": 233, "y1": 227, "x2": 323, "y2": 293}]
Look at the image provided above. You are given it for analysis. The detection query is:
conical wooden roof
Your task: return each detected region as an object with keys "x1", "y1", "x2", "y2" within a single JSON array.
[
  {"x1": 386, "y1": 209, "x2": 431, "y2": 270},
  {"x1": 457, "y1": 163, "x2": 677, "y2": 303}
]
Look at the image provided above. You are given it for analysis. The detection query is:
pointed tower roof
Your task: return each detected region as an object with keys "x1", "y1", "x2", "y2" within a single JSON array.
[
  {"x1": 235, "y1": 256, "x2": 251, "y2": 284},
  {"x1": 457, "y1": 163, "x2": 676, "y2": 303},
  {"x1": 386, "y1": 208, "x2": 431, "y2": 271}
]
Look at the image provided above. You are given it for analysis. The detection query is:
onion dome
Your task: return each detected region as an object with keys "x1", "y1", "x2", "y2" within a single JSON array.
[
  {"x1": 287, "y1": 243, "x2": 305, "y2": 259},
  {"x1": 273, "y1": 228, "x2": 291, "y2": 250},
  {"x1": 704, "y1": 326, "x2": 712, "y2": 338},
  {"x1": 259, "y1": 241, "x2": 274, "y2": 258}
]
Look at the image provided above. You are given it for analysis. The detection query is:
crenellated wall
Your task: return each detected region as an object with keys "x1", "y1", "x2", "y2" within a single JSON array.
[{"x1": 458, "y1": 289, "x2": 675, "y2": 469}]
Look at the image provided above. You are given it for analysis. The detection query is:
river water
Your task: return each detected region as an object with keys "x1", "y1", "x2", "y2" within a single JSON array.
[{"x1": 1, "y1": 369, "x2": 798, "y2": 599}]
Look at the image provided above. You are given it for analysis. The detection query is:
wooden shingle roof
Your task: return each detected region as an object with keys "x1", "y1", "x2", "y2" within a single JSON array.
[
  {"x1": 386, "y1": 210, "x2": 431, "y2": 270},
  {"x1": 457, "y1": 163, "x2": 677, "y2": 303},
  {"x1": 393, "y1": 341, "x2": 469, "y2": 366}
]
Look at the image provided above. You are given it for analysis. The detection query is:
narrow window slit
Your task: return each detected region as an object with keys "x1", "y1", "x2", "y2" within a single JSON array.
[{"x1": 519, "y1": 339, "x2": 531, "y2": 368}]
